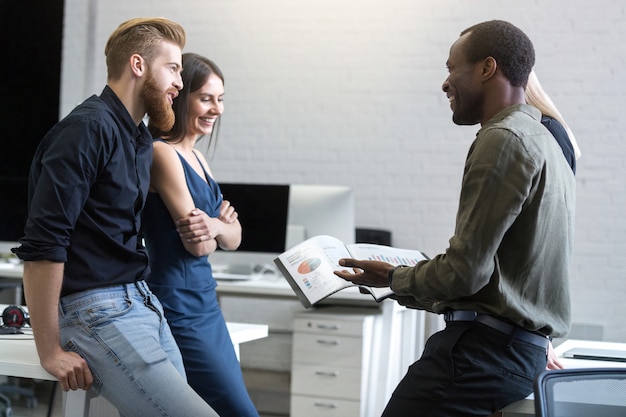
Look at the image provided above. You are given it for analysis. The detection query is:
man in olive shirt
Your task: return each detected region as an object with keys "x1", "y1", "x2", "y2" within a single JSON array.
[{"x1": 335, "y1": 20, "x2": 574, "y2": 416}]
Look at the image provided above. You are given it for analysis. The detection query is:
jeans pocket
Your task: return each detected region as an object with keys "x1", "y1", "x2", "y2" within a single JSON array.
[
  {"x1": 75, "y1": 297, "x2": 133, "y2": 328},
  {"x1": 64, "y1": 339, "x2": 103, "y2": 395}
]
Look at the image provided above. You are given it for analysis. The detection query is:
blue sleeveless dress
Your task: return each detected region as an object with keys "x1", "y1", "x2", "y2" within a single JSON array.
[{"x1": 143, "y1": 147, "x2": 259, "y2": 417}]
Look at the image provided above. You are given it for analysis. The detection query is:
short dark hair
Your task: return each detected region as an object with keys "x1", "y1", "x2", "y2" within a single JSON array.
[
  {"x1": 460, "y1": 20, "x2": 534, "y2": 88},
  {"x1": 149, "y1": 53, "x2": 224, "y2": 147}
]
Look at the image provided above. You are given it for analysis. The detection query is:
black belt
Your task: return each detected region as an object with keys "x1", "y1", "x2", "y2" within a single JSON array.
[{"x1": 443, "y1": 310, "x2": 549, "y2": 349}]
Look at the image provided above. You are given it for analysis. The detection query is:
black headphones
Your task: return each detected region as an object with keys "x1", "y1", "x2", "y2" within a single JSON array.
[{"x1": 2, "y1": 305, "x2": 30, "y2": 328}]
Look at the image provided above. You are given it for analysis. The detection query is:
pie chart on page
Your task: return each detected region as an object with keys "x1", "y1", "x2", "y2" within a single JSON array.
[{"x1": 297, "y1": 258, "x2": 321, "y2": 274}]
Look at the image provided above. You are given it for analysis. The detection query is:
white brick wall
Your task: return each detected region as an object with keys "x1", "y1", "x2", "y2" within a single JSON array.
[{"x1": 61, "y1": 0, "x2": 626, "y2": 341}]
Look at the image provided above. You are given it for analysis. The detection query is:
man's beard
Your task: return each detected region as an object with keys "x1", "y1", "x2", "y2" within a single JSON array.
[{"x1": 141, "y1": 70, "x2": 175, "y2": 132}]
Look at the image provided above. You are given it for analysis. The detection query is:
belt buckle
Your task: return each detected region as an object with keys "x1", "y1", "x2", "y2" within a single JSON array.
[
  {"x1": 444, "y1": 310, "x2": 477, "y2": 322},
  {"x1": 443, "y1": 311, "x2": 459, "y2": 322}
]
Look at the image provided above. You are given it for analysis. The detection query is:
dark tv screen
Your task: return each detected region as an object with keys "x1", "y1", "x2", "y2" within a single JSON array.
[
  {"x1": 218, "y1": 183, "x2": 290, "y2": 254},
  {"x1": 0, "y1": 0, "x2": 63, "y2": 243}
]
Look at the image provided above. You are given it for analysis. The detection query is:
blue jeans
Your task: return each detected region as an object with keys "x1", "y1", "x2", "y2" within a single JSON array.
[{"x1": 58, "y1": 280, "x2": 218, "y2": 417}]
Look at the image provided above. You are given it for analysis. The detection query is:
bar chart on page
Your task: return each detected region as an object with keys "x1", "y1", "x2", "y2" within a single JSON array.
[{"x1": 348, "y1": 243, "x2": 429, "y2": 266}]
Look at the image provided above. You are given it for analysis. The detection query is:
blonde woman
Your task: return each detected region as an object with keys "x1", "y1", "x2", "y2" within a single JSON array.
[{"x1": 526, "y1": 70, "x2": 581, "y2": 172}]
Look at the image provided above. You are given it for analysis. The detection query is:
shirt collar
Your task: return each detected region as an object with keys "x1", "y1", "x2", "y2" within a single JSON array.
[
  {"x1": 100, "y1": 85, "x2": 152, "y2": 145},
  {"x1": 477, "y1": 103, "x2": 542, "y2": 136},
  {"x1": 487, "y1": 103, "x2": 541, "y2": 125}
]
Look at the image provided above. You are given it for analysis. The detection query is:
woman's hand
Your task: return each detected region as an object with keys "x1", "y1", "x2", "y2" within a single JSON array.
[
  {"x1": 176, "y1": 209, "x2": 219, "y2": 256},
  {"x1": 176, "y1": 206, "x2": 241, "y2": 254},
  {"x1": 176, "y1": 208, "x2": 218, "y2": 242},
  {"x1": 219, "y1": 200, "x2": 238, "y2": 224}
]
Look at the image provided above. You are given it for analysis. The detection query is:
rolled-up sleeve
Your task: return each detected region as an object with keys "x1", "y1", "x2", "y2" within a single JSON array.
[{"x1": 14, "y1": 117, "x2": 106, "y2": 262}]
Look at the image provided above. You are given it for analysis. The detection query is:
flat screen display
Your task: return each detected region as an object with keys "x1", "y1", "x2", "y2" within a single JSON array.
[
  {"x1": 219, "y1": 183, "x2": 290, "y2": 254},
  {"x1": 211, "y1": 183, "x2": 355, "y2": 272}
]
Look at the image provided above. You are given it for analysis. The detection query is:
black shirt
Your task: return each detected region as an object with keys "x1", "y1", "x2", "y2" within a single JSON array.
[
  {"x1": 541, "y1": 115, "x2": 576, "y2": 174},
  {"x1": 13, "y1": 86, "x2": 153, "y2": 296}
]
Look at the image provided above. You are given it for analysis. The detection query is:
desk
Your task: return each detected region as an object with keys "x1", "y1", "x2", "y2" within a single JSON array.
[
  {"x1": 0, "y1": 315, "x2": 268, "y2": 417},
  {"x1": 500, "y1": 339, "x2": 626, "y2": 417},
  {"x1": 0, "y1": 263, "x2": 378, "y2": 307},
  {"x1": 215, "y1": 272, "x2": 390, "y2": 305},
  {"x1": 1, "y1": 260, "x2": 393, "y2": 305}
]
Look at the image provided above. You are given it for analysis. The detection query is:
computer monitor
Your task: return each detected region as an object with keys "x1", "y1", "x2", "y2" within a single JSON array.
[
  {"x1": 285, "y1": 184, "x2": 355, "y2": 248},
  {"x1": 219, "y1": 183, "x2": 290, "y2": 254},
  {"x1": 211, "y1": 182, "x2": 289, "y2": 273},
  {"x1": 210, "y1": 183, "x2": 355, "y2": 274}
]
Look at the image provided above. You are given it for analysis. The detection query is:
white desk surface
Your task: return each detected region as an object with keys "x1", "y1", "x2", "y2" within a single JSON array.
[
  {"x1": 500, "y1": 339, "x2": 626, "y2": 416},
  {"x1": 0, "y1": 301, "x2": 268, "y2": 417},
  {"x1": 0, "y1": 330, "x2": 52, "y2": 380},
  {"x1": 1, "y1": 262, "x2": 380, "y2": 305},
  {"x1": 214, "y1": 272, "x2": 388, "y2": 307},
  {"x1": 0, "y1": 323, "x2": 267, "y2": 380}
]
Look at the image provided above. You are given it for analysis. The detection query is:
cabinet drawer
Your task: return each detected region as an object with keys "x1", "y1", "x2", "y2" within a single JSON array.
[
  {"x1": 290, "y1": 394, "x2": 360, "y2": 417},
  {"x1": 291, "y1": 363, "x2": 361, "y2": 399},
  {"x1": 293, "y1": 316, "x2": 367, "y2": 337},
  {"x1": 292, "y1": 332, "x2": 362, "y2": 366}
]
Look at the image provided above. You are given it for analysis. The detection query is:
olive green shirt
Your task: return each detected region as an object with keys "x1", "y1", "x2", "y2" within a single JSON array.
[{"x1": 392, "y1": 104, "x2": 575, "y2": 337}]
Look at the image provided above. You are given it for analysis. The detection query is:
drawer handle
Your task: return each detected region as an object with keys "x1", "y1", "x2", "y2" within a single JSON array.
[
  {"x1": 316, "y1": 339, "x2": 340, "y2": 345},
  {"x1": 317, "y1": 324, "x2": 340, "y2": 330},
  {"x1": 315, "y1": 370, "x2": 339, "y2": 377},
  {"x1": 314, "y1": 401, "x2": 337, "y2": 409}
]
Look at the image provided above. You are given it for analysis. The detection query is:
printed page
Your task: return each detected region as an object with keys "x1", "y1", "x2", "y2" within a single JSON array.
[
  {"x1": 275, "y1": 235, "x2": 356, "y2": 305},
  {"x1": 347, "y1": 243, "x2": 428, "y2": 266},
  {"x1": 347, "y1": 243, "x2": 429, "y2": 300}
]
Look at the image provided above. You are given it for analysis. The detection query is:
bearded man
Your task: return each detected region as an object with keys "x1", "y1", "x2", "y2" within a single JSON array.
[{"x1": 13, "y1": 18, "x2": 220, "y2": 417}]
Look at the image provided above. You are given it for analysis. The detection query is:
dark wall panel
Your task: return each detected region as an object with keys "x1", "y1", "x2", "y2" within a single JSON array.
[{"x1": 0, "y1": 0, "x2": 64, "y2": 241}]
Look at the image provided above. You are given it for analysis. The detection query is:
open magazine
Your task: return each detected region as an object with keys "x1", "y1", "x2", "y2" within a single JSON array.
[{"x1": 274, "y1": 235, "x2": 428, "y2": 308}]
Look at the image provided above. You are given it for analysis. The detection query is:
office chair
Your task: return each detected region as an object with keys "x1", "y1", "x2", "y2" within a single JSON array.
[{"x1": 534, "y1": 367, "x2": 626, "y2": 417}]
